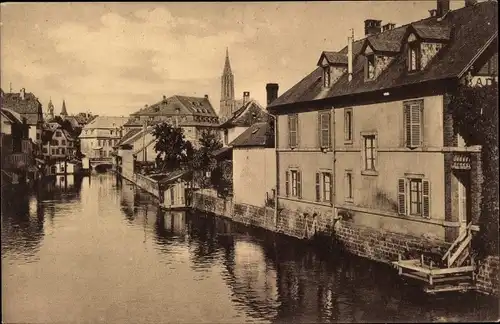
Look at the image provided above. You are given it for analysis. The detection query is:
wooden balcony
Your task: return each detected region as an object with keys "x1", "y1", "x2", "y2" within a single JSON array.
[{"x1": 5, "y1": 153, "x2": 34, "y2": 169}]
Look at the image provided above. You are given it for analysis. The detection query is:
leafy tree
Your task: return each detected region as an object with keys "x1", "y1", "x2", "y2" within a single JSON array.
[
  {"x1": 189, "y1": 130, "x2": 223, "y2": 187},
  {"x1": 152, "y1": 122, "x2": 192, "y2": 172},
  {"x1": 449, "y1": 82, "x2": 498, "y2": 257}
]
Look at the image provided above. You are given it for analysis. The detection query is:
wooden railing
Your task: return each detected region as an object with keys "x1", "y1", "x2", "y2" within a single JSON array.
[
  {"x1": 442, "y1": 222, "x2": 473, "y2": 268},
  {"x1": 5, "y1": 153, "x2": 33, "y2": 169}
]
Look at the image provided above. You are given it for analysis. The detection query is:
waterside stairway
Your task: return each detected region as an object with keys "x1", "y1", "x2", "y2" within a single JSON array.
[{"x1": 392, "y1": 223, "x2": 476, "y2": 294}]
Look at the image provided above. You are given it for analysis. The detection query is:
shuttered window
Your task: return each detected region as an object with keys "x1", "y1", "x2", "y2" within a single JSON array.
[
  {"x1": 344, "y1": 109, "x2": 353, "y2": 142},
  {"x1": 285, "y1": 171, "x2": 290, "y2": 197},
  {"x1": 323, "y1": 173, "x2": 332, "y2": 202},
  {"x1": 315, "y1": 172, "x2": 321, "y2": 202},
  {"x1": 297, "y1": 171, "x2": 302, "y2": 199},
  {"x1": 404, "y1": 101, "x2": 423, "y2": 148},
  {"x1": 288, "y1": 115, "x2": 298, "y2": 148},
  {"x1": 318, "y1": 112, "x2": 331, "y2": 148},
  {"x1": 398, "y1": 178, "x2": 430, "y2": 218},
  {"x1": 289, "y1": 170, "x2": 300, "y2": 198}
]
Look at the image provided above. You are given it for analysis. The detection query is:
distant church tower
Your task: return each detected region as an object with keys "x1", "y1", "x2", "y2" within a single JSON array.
[
  {"x1": 61, "y1": 99, "x2": 68, "y2": 117},
  {"x1": 47, "y1": 98, "x2": 55, "y2": 120},
  {"x1": 220, "y1": 48, "x2": 235, "y2": 120}
]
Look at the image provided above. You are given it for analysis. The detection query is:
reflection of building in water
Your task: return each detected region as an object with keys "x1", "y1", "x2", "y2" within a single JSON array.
[
  {"x1": 223, "y1": 239, "x2": 280, "y2": 320},
  {"x1": 1, "y1": 190, "x2": 45, "y2": 258},
  {"x1": 36, "y1": 175, "x2": 83, "y2": 202},
  {"x1": 163, "y1": 211, "x2": 187, "y2": 236}
]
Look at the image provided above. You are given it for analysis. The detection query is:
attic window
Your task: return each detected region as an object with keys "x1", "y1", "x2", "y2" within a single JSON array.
[
  {"x1": 365, "y1": 54, "x2": 376, "y2": 80},
  {"x1": 323, "y1": 66, "x2": 331, "y2": 88},
  {"x1": 408, "y1": 37, "x2": 421, "y2": 72}
]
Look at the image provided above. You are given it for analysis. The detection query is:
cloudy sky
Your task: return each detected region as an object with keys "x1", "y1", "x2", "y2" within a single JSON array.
[{"x1": 1, "y1": 1, "x2": 465, "y2": 117}]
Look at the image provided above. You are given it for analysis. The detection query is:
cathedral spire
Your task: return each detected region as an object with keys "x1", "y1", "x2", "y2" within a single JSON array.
[
  {"x1": 220, "y1": 47, "x2": 235, "y2": 120},
  {"x1": 61, "y1": 99, "x2": 68, "y2": 116},
  {"x1": 47, "y1": 97, "x2": 55, "y2": 120}
]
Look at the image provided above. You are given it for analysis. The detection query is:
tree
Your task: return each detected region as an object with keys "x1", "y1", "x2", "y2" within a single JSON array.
[
  {"x1": 189, "y1": 130, "x2": 223, "y2": 187},
  {"x1": 449, "y1": 82, "x2": 498, "y2": 257},
  {"x1": 152, "y1": 122, "x2": 192, "y2": 172}
]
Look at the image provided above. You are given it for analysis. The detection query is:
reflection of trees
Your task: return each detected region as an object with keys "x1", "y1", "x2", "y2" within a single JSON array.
[
  {"x1": 1, "y1": 188, "x2": 45, "y2": 258},
  {"x1": 186, "y1": 212, "x2": 222, "y2": 268}
]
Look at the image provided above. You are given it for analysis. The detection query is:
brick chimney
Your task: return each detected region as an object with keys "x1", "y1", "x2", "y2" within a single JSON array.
[
  {"x1": 243, "y1": 91, "x2": 250, "y2": 105},
  {"x1": 364, "y1": 19, "x2": 382, "y2": 36},
  {"x1": 465, "y1": 0, "x2": 477, "y2": 6},
  {"x1": 266, "y1": 83, "x2": 279, "y2": 105},
  {"x1": 204, "y1": 94, "x2": 209, "y2": 99},
  {"x1": 20, "y1": 88, "x2": 26, "y2": 100},
  {"x1": 436, "y1": 0, "x2": 450, "y2": 17},
  {"x1": 382, "y1": 23, "x2": 395, "y2": 32}
]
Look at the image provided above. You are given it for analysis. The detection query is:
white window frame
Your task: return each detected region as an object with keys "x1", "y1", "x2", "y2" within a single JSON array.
[
  {"x1": 361, "y1": 131, "x2": 378, "y2": 176},
  {"x1": 398, "y1": 175, "x2": 430, "y2": 218},
  {"x1": 408, "y1": 41, "x2": 420, "y2": 72},
  {"x1": 404, "y1": 99, "x2": 424, "y2": 148},
  {"x1": 288, "y1": 114, "x2": 299, "y2": 148},
  {"x1": 318, "y1": 111, "x2": 331, "y2": 148}
]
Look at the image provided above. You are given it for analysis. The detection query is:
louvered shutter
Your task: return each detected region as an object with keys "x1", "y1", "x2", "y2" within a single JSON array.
[
  {"x1": 398, "y1": 178, "x2": 406, "y2": 215},
  {"x1": 288, "y1": 116, "x2": 292, "y2": 148},
  {"x1": 404, "y1": 104, "x2": 411, "y2": 147},
  {"x1": 317, "y1": 113, "x2": 322, "y2": 148},
  {"x1": 410, "y1": 104, "x2": 422, "y2": 147},
  {"x1": 329, "y1": 172, "x2": 334, "y2": 203},
  {"x1": 315, "y1": 172, "x2": 320, "y2": 202},
  {"x1": 285, "y1": 171, "x2": 290, "y2": 197},
  {"x1": 321, "y1": 112, "x2": 331, "y2": 148},
  {"x1": 297, "y1": 171, "x2": 302, "y2": 199},
  {"x1": 422, "y1": 179, "x2": 430, "y2": 218}
]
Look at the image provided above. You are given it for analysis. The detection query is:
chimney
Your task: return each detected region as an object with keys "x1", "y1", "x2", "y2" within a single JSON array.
[
  {"x1": 145, "y1": 104, "x2": 148, "y2": 108},
  {"x1": 465, "y1": 0, "x2": 477, "y2": 6},
  {"x1": 382, "y1": 23, "x2": 395, "y2": 32},
  {"x1": 204, "y1": 94, "x2": 209, "y2": 99},
  {"x1": 436, "y1": 0, "x2": 450, "y2": 17},
  {"x1": 348, "y1": 29, "x2": 354, "y2": 82},
  {"x1": 20, "y1": 88, "x2": 26, "y2": 100},
  {"x1": 364, "y1": 19, "x2": 382, "y2": 36},
  {"x1": 243, "y1": 91, "x2": 250, "y2": 105},
  {"x1": 429, "y1": 9, "x2": 437, "y2": 17},
  {"x1": 162, "y1": 95, "x2": 167, "y2": 101},
  {"x1": 266, "y1": 83, "x2": 279, "y2": 105}
]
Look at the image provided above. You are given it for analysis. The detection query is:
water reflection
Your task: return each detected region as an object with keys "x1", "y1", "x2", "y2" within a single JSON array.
[{"x1": 1, "y1": 174, "x2": 497, "y2": 323}]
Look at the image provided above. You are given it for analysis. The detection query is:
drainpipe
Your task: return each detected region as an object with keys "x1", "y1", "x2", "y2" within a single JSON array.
[{"x1": 274, "y1": 115, "x2": 279, "y2": 229}]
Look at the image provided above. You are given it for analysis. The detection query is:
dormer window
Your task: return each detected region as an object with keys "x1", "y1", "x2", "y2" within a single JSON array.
[
  {"x1": 323, "y1": 66, "x2": 331, "y2": 88},
  {"x1": 408, "y1": 40, "x2": 420, "y2": 72},
  {"x1": 366, "y1": 54, "x2": 376, "y2": 80}
]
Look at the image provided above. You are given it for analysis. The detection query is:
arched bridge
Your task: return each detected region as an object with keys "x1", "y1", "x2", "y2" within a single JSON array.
[{"x1": 89, "y1": 158, "x2": 113, "y2": 171}]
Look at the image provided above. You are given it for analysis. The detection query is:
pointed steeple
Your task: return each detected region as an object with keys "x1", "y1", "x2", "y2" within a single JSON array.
[
  {"x1": 220, "y1": 47, "x2": 235, "y2": 120},
  {"x1": 223, "y1": 47, "x2": 233, "y2": 75},
  {"x1": 61, "y1": 99, "x2": 68, "y2": 116}
]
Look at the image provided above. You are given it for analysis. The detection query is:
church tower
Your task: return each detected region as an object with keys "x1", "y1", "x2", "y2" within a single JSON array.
[
  {"x1": 47, "y1": 98, "x2": 55, "y2": 120},
  {"x1": 61, "y1": 99, "x2": 68, "y2": 117},
  {"x1": 220, "y1": 48, "x2": 235, "y2": 120}
]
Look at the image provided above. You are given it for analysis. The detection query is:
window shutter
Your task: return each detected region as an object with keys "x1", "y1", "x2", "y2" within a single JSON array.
[
  {"x1": 398, "y1": 178, "x2": 406, "y2": 215},
  {"x1": 288, "y1": 116, "x2": 291, "y2": 148},
  {"x1": 297, "y1": 171, "x2": 302, "y2": 199},
  {"x1": 404, "y1": 104, "x2": 411, "y2": 147},
  {"x1": 285, "y1": 171, "x2": 290, "y2": 197},
  {"x1": 315, "y1": 172, "x2": 320, "y2": 202},
  {"x1": 410, "y1": 104, "x2": 421, "y2": 147},
  {"x1": 422, "y1": 179, "x2": 430, "y2": 218},
  {"x1": 329, "y1": 172, "x2": 334, "y2": 203},
  {"x1": 317, "y1": 113, "x2": 322, "y2": 148}
]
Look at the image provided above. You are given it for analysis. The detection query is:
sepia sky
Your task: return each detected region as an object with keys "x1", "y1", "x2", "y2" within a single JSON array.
[{"x1": 1, "y1": 1, "x2": 465, "y2": 117}]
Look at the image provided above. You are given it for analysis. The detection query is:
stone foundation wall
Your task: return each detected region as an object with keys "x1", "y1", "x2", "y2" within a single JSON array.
[
  {"x1": 475, "y1": 255, "x2": 499, "y2": 296},
  {"x1": 192, "y1": 191, "x2": 498, "y2": 297}
]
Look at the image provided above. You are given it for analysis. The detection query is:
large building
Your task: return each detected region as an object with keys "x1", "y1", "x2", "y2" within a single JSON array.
[
  {"x1": 267, "y1": 0, "x2": 497, "y2": 245},
  {"x1": 0, "y1": 88, "x2": 44, "y2": 148},
  {"x1": 79, "y1": 116, "x2": 128, "y2": 159}
]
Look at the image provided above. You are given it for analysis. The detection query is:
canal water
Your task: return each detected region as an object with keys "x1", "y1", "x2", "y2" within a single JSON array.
[{"x1": 2, "y1": 173, "x2": 497, "y2": 323}]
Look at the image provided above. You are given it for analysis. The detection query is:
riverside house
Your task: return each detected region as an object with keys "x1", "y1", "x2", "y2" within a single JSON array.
[{"x1": 267, "y1": 0, "x2": 497, "y2": 250}]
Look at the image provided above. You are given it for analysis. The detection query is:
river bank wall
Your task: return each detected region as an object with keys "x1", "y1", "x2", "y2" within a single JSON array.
[{"x1": 191, "y1": 190, "x2": 499, "y2": 297}]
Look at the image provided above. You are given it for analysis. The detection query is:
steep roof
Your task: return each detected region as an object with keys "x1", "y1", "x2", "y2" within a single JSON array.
[
  {"x1": 230, "y1": 122, "x2": 274, "y2": 148},
  {"x1": 1, "y1": 108, "x2": 23, "y2": 124},
  {"x1": 219, "y1": 99, "x2": 268, "y2": 128},
  {"x1": 0, "y1": 90, "x2": 42, "y2": 124},
  {"x1": 130, "y1": 95, "x2": 218, "y2": 118},
  {"x1": 269, "y1": 1, "x2": 498, "y2": 110},
  {"x1": 82, "y1": 116, "x2": 129, "y2": 129},
  {"x1": 115, "y1": 128, "x2": 142, "y2": 146},
  {"x1": 319, "y1": 51, "x2": 348, "y2": 65}
]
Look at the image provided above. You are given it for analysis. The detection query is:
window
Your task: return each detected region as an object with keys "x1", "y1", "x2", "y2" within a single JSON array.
[
  {"x1": 323, "y1": 66, "x2": 331, "y2": 87},
  {"x1": 109, "y1": 139, "x2": 112, "y2": 146},
  {"x1": 398, "y1": 177, "x2": 430, "y2": 218},
  {"x1": 363, "y1": 135, "x2": 376, "y2": 170},
  {"x1": 51, "y1": 148, "x2": 56, "y2": 155},
  {"x1": 224, "y1": 130, "x2": 228, "y2": 145},
  {"x1": 55, "y1": 131, "x2": 61, "y2": 137},
  {"x1": 366, "y1": 54, "x2": 375, "y2": 80},
  {"x1": 36, "y1": 133, "x2": 40, "y2": 140},
  {"x1": 285, "y1": 169, "x2": 301, "y2": 198},
  {"x1": 408, "y1": 42, "x2": 420, "y2": 72},
  {"x1": 98, "y1": 139, "x2": 101, "y2": 146},
  {"x1": 318, "y1": 111, "x2": 331, "y2": 148},
  {"x1": 288, "y1": 115, "x2": 298, "y2": 148},
  {"x1": 50, "y1": 140, "x2": 58, "y2": 146},
  {"x1": 61, "y1": 148, "x2": 66, "y2": 155},
  {"x1": 344, "y1": 108, "x2": 353, "y2": 143},
  {"x1": 345, "y1": 170, "x2": 354, "y2": 202},
  {"x1": 315, "y1": 171, "x2": 333, "y2": 202},
  {"x1": 404, "y1": 100, "x2": 423, "y2": 148},
  {"x1": 61, "y1": 140, "x2": 66, "y2": 146},
  {"x1": 42, "y1": 147, "x2": 48, "y2": 153}
]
